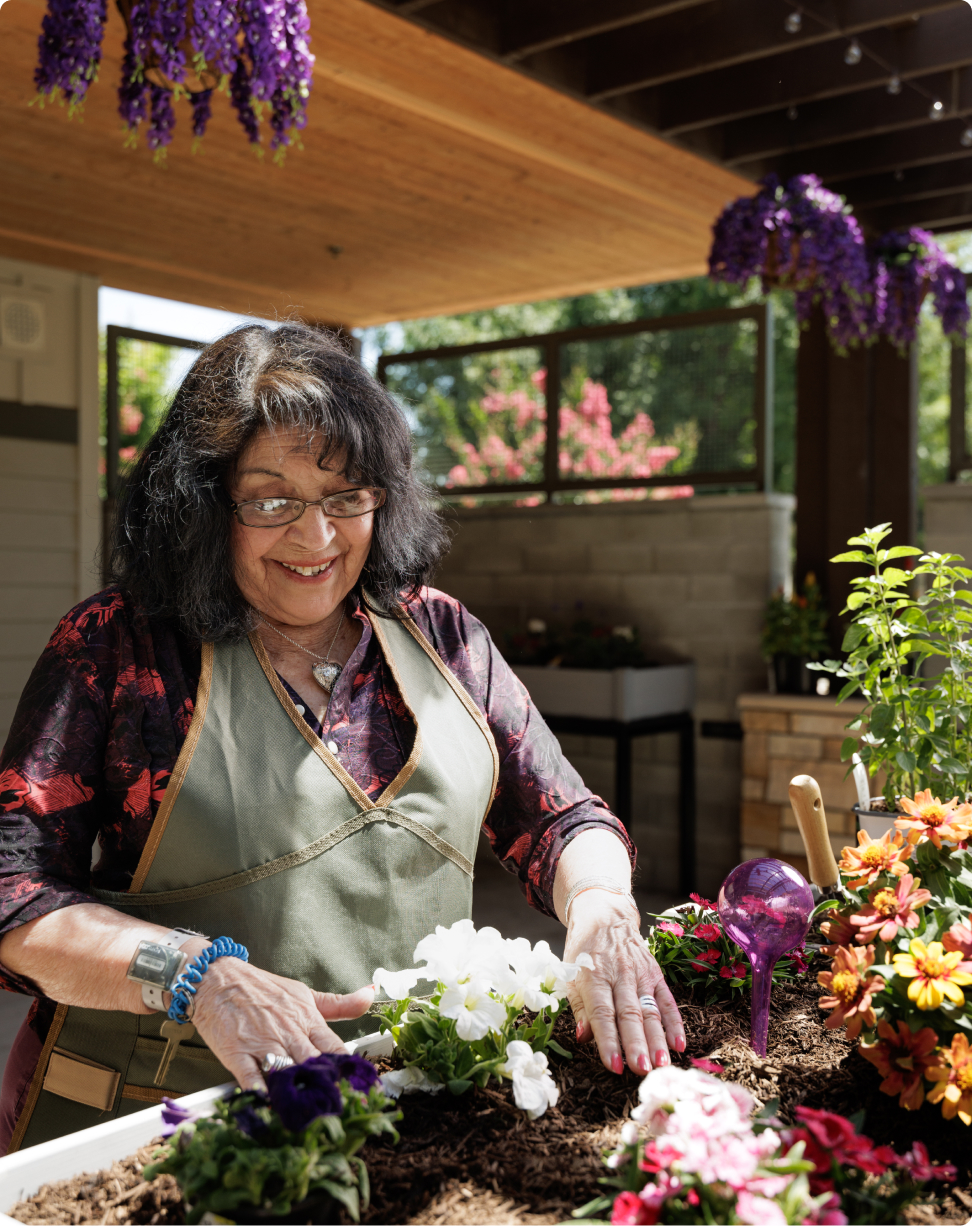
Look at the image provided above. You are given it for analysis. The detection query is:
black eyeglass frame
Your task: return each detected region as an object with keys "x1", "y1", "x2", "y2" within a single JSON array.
[{"x1": 230, "y1": 486, "x2": 387, "y2": 527}]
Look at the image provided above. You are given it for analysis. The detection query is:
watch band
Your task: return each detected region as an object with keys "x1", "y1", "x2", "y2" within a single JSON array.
[{"x1": 136, "y1": 928, "x2": 205, "y2": 1012}]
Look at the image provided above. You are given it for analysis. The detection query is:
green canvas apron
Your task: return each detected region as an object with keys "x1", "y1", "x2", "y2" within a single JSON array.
[{"x1": 9, "y1": 610, "x2": 498, "y2": 1152}]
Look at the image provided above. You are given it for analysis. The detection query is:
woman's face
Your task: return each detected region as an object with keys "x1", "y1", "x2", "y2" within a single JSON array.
[{"x1": 229, "y1": 426, "x2": 374, "y2": 626}]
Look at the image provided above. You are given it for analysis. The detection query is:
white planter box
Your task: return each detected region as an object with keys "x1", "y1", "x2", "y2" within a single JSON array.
[
  {"x1": 0, "y1": 1030, "x2": 395, "y2": 1224},
  {"x1": 512, "y1": 663, "x2": 695, "y2": 721}
]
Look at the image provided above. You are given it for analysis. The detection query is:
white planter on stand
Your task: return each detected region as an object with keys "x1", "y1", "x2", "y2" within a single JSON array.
[{"x1": 511, "y1": 663, "x2": 695, "y2": 721}]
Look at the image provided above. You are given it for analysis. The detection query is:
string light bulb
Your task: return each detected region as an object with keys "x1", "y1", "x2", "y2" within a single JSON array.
[
  {"x1": 961, "y1": 127, "x2": 972, "y2": 147},
  {"x1": 930, "y1": 99, "x2": 945, "y2": 119},
  {"x1": 844, "y1": 39, "x2": 862, "y2": 65},
  {"x1": 784, "y1": 10, "x2": 802, "y2": 33},
  {"x1": 887, "y1": 74, "x2": 902, "y2": 95}
]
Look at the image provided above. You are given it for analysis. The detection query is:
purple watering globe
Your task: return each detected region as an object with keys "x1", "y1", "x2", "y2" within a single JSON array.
[{"x1": 717, "y1": 858, "x2": 814, "y2": 1057}]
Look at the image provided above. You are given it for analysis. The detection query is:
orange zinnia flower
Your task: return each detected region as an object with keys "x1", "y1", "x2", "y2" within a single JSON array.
[
  {"x1": 892, "y1": 939, "x2": 972, "y2": 1011},
  {"x1": 849, "y1": 873, "x2": 932, "y2": 944},
  {"x1": 838, "y1": 828, "x2": 912, "y2": 888},
  {"x1": 859, "y1": 1019, "x2": 943, "y2": 1110},
  {"x1": 943, "y1": 917, "x2": 972, "y2": 958},
  {"x1": 926, "y1": 1033, "x2": 972, "y2": 1125},
  {"x1": 819, "y1": 910, "x2": 857, "y2": 956},
  {"x1": 896, "y1": 789, "x2": 972, "y2": 849},
  {"x1": 817, "y1": 945, "x2": 885, "y2": 1039}
]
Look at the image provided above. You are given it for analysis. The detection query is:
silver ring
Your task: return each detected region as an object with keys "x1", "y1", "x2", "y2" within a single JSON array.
[
  {"x1": 261, "y1": 1052, "x2": 295, "y2": 1074},
  {"x1": 639, "y1": 994, "x2": 659, "y2": 1014}
]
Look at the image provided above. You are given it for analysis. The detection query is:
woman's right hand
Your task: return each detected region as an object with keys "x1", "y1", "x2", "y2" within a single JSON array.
[{"x1": 188, "y1": 947, "x2": 375, "y2": 1091}]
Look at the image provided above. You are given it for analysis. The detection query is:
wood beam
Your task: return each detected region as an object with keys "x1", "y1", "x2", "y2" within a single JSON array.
[
  {"x1": 830, "y1": 156, "x2": 972, "y2": 208},
  {"x1": 755, "y1": 114, "x2": 972, "y2": 182},
  {"x1": 585, "y1": 0, "x2": 961, "y2": 100},
  {"x1": 705, "y1": 71, "x2": 963, "y2": 164},
  {"x1": 857, "y1": 188, "x2": 972, "y2": 228},
  {"x1": 613, "y1": 6, "x2": 972, "y2": 134},
  {"x1": 500, "y1": 0, "x2": 712, "y2": 60}
]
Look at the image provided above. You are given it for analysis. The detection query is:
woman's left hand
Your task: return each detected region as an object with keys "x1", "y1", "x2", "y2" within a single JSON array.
[{"x1": 563, "y1": 890, "x2": 685, "y2": 1075}]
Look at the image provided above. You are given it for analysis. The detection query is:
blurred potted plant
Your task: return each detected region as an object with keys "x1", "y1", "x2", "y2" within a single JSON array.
[
  {"x1": 503, "y1": 618, "x2": 694, "y2": 721},
  {"x1": 812, "y1": 523, "x2": 972, "y2": 836},
  {"x1": 761, "y1": 573, "x2": 830, "y2": 695}
]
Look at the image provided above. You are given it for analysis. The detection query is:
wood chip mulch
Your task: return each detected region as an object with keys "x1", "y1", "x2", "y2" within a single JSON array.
[{"x1": 8, "y1": 958, "x2": 971, "y2": 1225}]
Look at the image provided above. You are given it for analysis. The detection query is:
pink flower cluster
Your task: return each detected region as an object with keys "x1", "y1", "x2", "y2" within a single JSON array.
[{"x1": 445, "y1": 373, "x2": 693, "y2": 502}]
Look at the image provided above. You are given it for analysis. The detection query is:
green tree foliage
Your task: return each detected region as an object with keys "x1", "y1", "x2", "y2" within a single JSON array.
[{"x1": 366, "y1": 278, "x2": 798, "y2": 493}]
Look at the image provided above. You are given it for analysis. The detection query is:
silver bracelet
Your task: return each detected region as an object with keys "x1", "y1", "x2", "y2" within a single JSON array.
[{"x1": 564, "y1": 877, "x2": 634, "y2": 924}]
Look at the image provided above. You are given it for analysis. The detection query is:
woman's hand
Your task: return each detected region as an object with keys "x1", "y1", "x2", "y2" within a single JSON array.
[
  {"x1": 563, "y1": 890, "x2": 684, "y2": 1075},
  {"x1": 188, "y1": 945, "x2": 375, "y2": 1091}
]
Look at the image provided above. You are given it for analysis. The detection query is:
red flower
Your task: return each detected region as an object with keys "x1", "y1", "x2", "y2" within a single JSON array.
[
  {"x1": 690, "y1": 892, "x2": 714, "y2": 910},
  {"x1": 793, "y1": 1107, "x2": 889, "y2": 1175},
  {"x1": 896, "y1": 1140, "x2": 956, "y2": 1183},
  {"x1": 611, "y1": 1192, "x2": 657, "y2": 1225},
  {"x1": 719, "y1": 965, "x2": 733, "y2": 978},
  {"x1": 695, "y1": 923, "x2": 722, "y2": 943},
  {"x1": 732, "y1": 962, "x2": 747, "y2": 978},
  {"x1": 696, "y1": 947, "x2": 721, "y2": 964},
  {"x1": 690, "y1": 1057, "x2": 724, "y2": 1074}
]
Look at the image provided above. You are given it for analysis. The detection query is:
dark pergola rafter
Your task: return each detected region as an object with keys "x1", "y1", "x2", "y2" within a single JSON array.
[{"x1": 367, "y1": 0, "x2": 972, "y2": 234}]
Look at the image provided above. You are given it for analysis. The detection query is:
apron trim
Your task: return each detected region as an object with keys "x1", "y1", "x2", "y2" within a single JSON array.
[
  {"x1": 129, "y1": 642, "x2": 215, "y2": 894},
  {"x1": 94, "y1": 803, "x2": 474, "y2": 908},
  {"x1": 389, "y1": 609, "x2": 500, "y2": 812},
  {"x1": 249, "y1": 630, "x2": 406, "y2": 812},
  {"x1": 122, "y1": 1084, "x2": 186, "y2": 1103},
  {"x1": 6, "y1": 1001, "x2": 68, "y2": 1155}
]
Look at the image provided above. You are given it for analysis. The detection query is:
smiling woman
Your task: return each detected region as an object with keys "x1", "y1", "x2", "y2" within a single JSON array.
[{"x1": 0, "y1": 322, "x2": 682, "y2": 1157}]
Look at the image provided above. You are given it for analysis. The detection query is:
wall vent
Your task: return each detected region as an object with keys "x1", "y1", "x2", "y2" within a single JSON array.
[{"x1": 0, "y1": 298, "x2": 46, "y2": 352}]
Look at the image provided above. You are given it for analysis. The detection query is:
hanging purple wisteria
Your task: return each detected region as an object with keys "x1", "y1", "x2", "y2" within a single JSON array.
[
  {"x1": 34, "y1": 0, "x2": 314, "y2": 159},
  {"x1": 709, "y1": 174, "x2": 968, "y2": 351}
]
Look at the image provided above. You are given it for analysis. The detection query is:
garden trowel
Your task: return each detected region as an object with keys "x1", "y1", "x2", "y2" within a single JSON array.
[{"x1": 787, "y1": 775, "x2": 842, "y2": 901}]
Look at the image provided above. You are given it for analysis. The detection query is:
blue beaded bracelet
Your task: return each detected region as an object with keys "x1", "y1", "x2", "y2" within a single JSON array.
[{"x1": 167, "y1": 936, "x2": 249, "y2": 1023}]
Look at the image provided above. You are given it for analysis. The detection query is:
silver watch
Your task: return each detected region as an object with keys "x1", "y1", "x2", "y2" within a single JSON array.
[{"x1": 126, "y1": 928, "x2": 204, "y2": 1011}]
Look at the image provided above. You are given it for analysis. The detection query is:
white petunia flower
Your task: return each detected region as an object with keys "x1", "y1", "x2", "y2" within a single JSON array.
[
  {"x1": 501, "y1": 937, "x2": 594, "y2": 1010},
  {"x1": 413, "y1": 918, "x2": 509, "y2": 988},
  {"x1": 380, "y1": 1066, "x2": 444, "y2": 1097},
  {"x1": 373, "y1": 966, "x2": 421, "y2": 1001},
  {"x1": 498, "y1": 1039, "x2": 560, "y2": 1119},
  {"x1": 437, "y1": 977, "x2": 508, "y2": 1040}
]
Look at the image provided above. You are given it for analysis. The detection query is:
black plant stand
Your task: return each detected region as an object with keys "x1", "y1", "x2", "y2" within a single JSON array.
[{"x1": 541, "y1": 712, "x2": 696, "y2": 896}]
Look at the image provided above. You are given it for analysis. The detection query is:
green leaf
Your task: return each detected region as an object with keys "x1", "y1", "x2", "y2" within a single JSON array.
[
  {"x1": 895, "y1": 750, "x2": 917, "y2": 772},
  {"x1": 831, "y1": 550, "x2": 870, "y2": 564},
  {"x1": 883, "y1": 546, "x2": 923, "y2": 560},
  {"x1": 869, "y1": 703, "x2": 895, "y2": 739},
  {"x1": 841, "y1": 624, "x2": 868, "y2": 652},
  {"x1": 846, "y1": 591, "x2": 869, "y2": 610},
  {"x1": 840, "y1": 737, "x2": 859, "y2": 762},
  {"x1": 546, "y1": 1039, "x2": 572, "y2": 1058},
  {"x1": 447, "y1": 1078, "x2": 473, "y2": 1095}
]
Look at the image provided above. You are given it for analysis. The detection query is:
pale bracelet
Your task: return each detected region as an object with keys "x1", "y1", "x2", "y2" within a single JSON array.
[{"x1": 564, "y1": 876, "x2": 634, "y2": 923}]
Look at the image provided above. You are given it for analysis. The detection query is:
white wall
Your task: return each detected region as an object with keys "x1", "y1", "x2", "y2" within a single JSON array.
[
  {"x1": 923, "y1": 484, "x2": 972, "y2": 561},
  {"x1": 435, "y1": 492, "x2": 794, "y2": 895},
  {"x1": 0, "y1": 257, "x2": 99, "y2": 744}
]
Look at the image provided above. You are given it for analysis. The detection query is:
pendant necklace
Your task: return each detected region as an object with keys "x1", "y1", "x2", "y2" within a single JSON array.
[{"x1": 256, "y1": 605, "x2": 346, "y2": 694}]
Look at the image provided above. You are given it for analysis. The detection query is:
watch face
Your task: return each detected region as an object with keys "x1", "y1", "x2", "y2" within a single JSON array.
[{"x1": 128, "y1": 942, "x2": 185, "y2": 989}]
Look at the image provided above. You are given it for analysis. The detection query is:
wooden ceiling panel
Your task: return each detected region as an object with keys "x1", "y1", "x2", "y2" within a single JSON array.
[{"x1": 0, "y1": 0, "x2": 750, "y2": 325}]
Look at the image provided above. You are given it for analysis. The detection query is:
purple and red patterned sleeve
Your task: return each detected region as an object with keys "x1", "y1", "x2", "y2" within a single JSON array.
[{"x1": 406, "y1": 588, "x2": 635, "y2": 918}]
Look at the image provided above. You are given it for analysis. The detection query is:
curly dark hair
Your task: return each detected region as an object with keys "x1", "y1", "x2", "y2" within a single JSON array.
[{"x1": 108, "y1": 322, "x2": 448, "y2": 641}]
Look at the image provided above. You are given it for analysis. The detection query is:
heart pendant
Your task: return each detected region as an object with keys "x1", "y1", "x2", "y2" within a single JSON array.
[{"x1": 312, "y1": 662, "x2": 342, "y2": 694}]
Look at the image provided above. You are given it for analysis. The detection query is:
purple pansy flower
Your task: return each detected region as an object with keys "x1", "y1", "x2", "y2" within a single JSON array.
[
  {"x1": 160, "y1": 1096, "x2": 201, "y2": 1137},
  {"x1": 309, "y1": 1051, "x2": 381, "y2": 1094},
  {"x1": 266, "y1": 1057, "x2": 343, "y2": 1132}
]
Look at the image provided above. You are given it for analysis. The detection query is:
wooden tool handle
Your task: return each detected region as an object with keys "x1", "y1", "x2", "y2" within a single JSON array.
[{"x1": 788, "y1": 775, "x2": 840, "y2": 889}]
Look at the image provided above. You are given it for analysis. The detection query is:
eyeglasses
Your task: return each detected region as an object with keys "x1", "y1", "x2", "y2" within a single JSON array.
[{"x1": 231, "y1": 487, "x2": 386, "y2": 527}]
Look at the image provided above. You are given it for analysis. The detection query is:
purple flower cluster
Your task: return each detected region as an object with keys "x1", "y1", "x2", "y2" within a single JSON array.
[
  {"x1": 710, "y1": 176, "x2": 968, "y2": 351},
  {"x1": 265, "y1": 1052, "x2": 380, "y2": 1134},
  {"x1": 35, "y1": 0, "x2": 107, "y2": 109},
  {"x1": 710, "y1": 174, "x2": 871, "y2": 350},
  {"x1": 869, "y1": 227, "x2": 970, "y2": 349},
  {"x1": 37, "y1": 0, "x2": 314, "y2": 154}
]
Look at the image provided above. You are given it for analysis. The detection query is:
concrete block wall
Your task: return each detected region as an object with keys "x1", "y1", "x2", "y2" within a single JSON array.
[
  {"x1": 0, "y1": 257, "x2": 99, "y2": 745},
  {"x1": 435, "y1": 492, "x2": 794, "y2": 897},
  {"x1": 923, "y1": 484, "x2": 972, "y2": 560},
  {"x1": 738, "y1": 693, "x2": 868, "y2": 880}
]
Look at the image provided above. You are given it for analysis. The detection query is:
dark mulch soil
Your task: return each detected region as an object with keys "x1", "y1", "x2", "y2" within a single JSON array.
[{"x1": 9, "y1": 957, "x2": 972, "y2": 1225}]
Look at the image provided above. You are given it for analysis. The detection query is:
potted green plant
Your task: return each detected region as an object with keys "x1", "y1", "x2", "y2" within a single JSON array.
[
  {"x1": 812, "y1": 523, "x2": 972, "y2": 835},
  {"x1": 761, "y1": 573, "x2": 830, "y2": 695}
]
